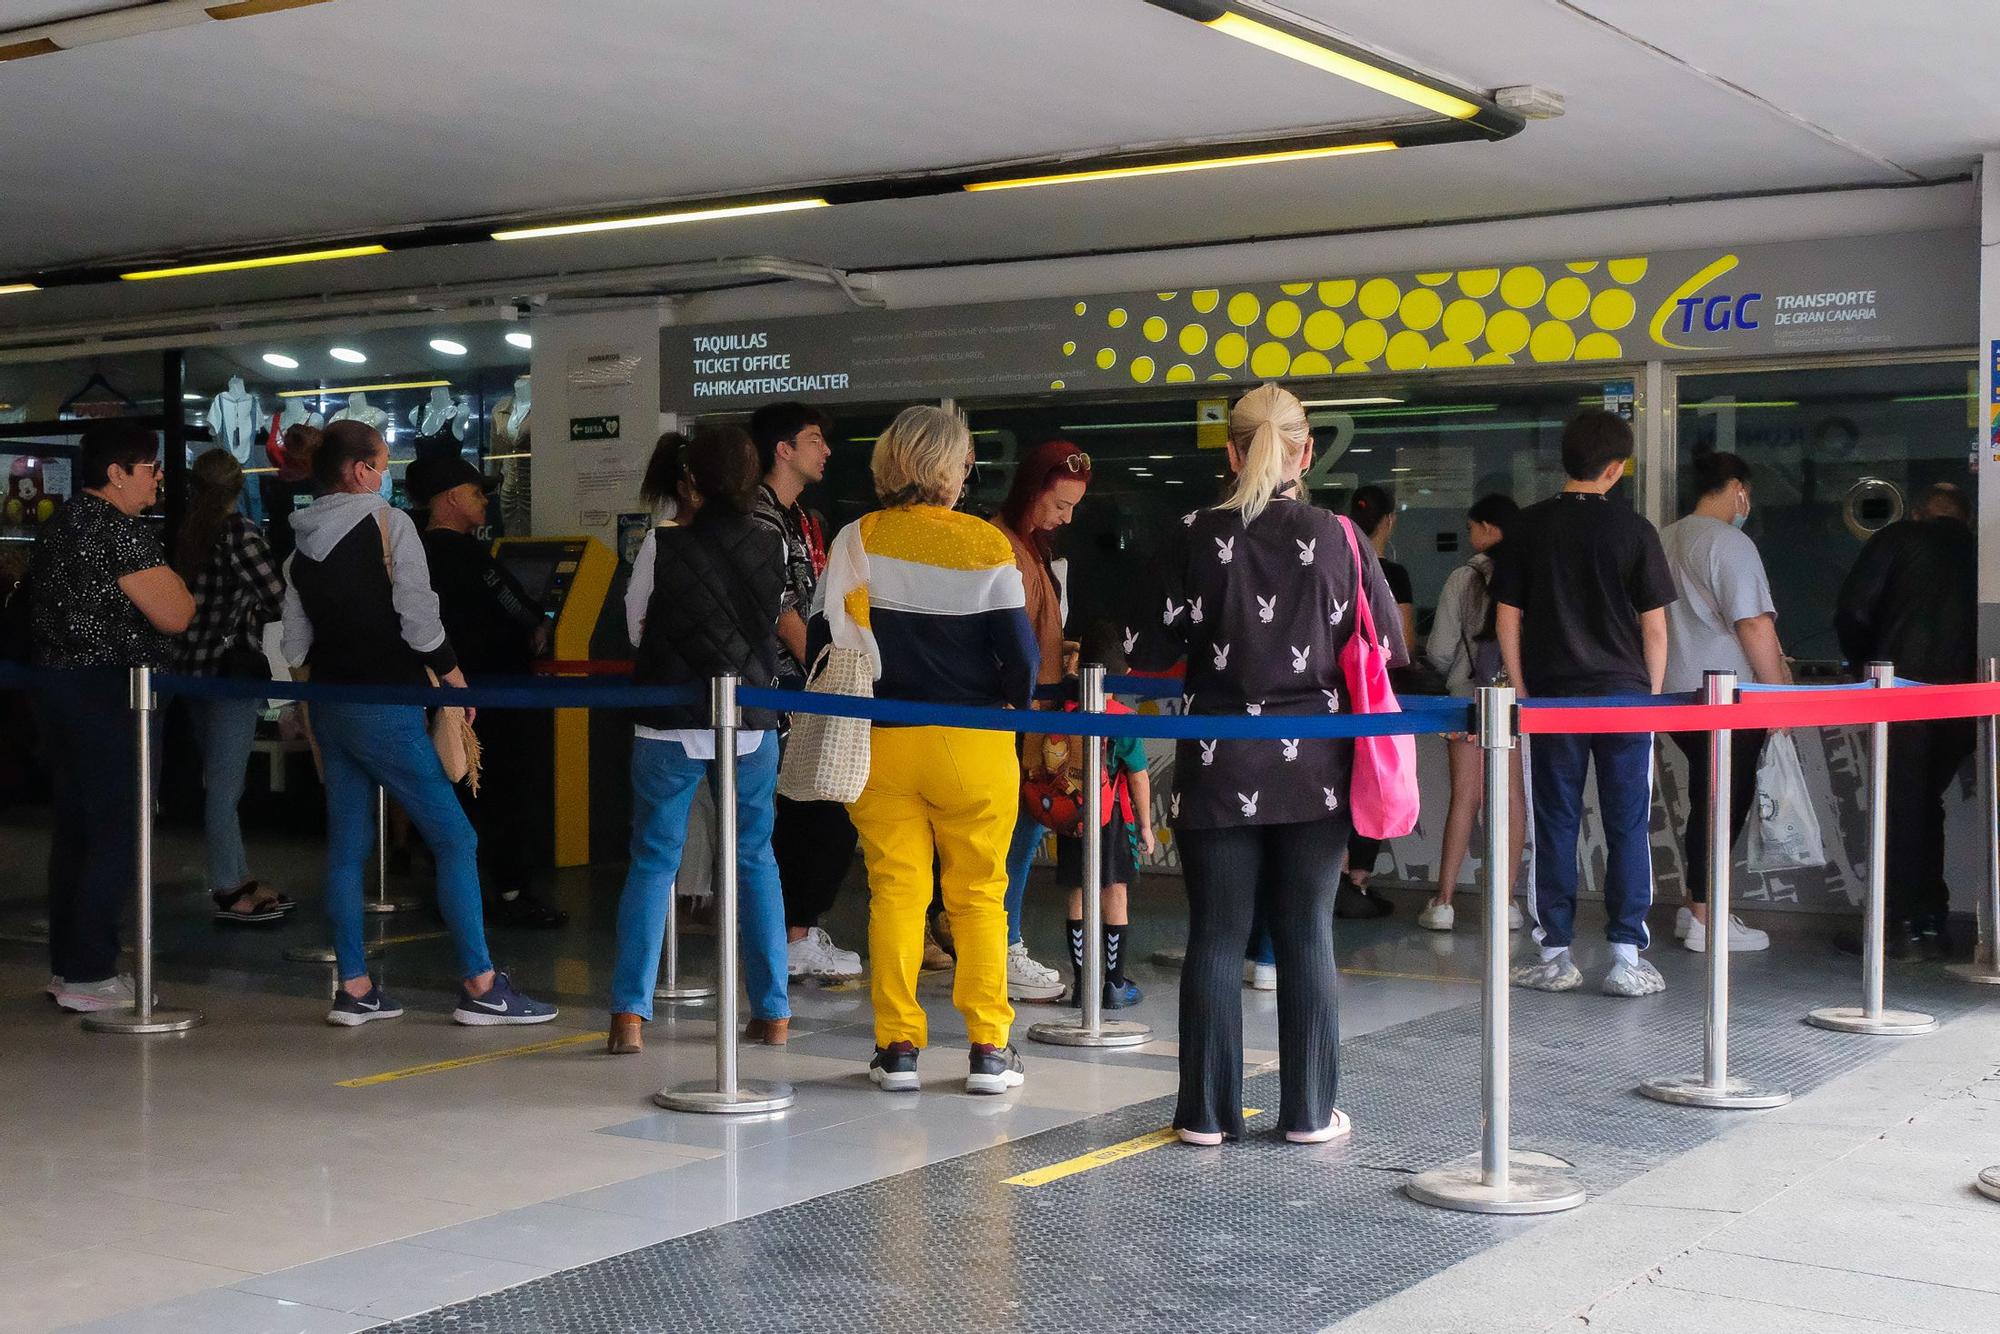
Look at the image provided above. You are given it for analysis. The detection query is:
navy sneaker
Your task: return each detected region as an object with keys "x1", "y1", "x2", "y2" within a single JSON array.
[
  {"x1": 966, "y1": 1043, "x2": 1025, "y2": 1095},
  {"x1": 869, "y1": 1040, "x2": 920, "y2": 1091},
  {"x1": 327, "y1": 983, "x2": 404, "y2": 1027},
  {"x1": 1104, "y1": 977, "x2": 1144, "y2": 1010},
  {"x1": 452, "y1": 972, "x2": 558, "y2": 1026}
]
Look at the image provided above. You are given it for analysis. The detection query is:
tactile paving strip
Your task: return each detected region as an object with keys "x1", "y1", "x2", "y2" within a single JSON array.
[{"x1": 371, "y1": 951, "x2": 1988, "y2": 1334}]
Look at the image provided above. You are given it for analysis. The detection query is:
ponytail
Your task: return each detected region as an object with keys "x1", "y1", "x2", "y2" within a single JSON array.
[{"x1": 1218, "y1": 382, "x2": 1310, "y2": 523}]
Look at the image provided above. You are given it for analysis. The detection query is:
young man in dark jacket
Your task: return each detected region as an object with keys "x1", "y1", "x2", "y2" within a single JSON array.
[
  {"x1": 409, "y1": 455, "x2": 566, "y2": 929},
  {"x1": 1834, "y1": 482, "x2": 1977, "y2": 956}
]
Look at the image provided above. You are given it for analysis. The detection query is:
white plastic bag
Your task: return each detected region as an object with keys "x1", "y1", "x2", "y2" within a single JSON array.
[{"x1": 1743, "y1": 732, "x2": 1827, "y2": 872}]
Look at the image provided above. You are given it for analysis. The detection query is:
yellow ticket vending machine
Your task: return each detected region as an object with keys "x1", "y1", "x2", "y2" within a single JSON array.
[{"x1": 491, "y1": 535, "x2": 617, "y2": 867}]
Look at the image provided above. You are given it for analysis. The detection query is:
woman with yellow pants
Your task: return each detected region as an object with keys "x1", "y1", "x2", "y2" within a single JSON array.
[{"x1": 819, "y1": 405, "x2": 1038, "y2": 1095}]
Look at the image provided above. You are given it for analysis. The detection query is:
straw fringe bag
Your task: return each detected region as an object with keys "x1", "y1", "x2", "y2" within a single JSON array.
[
  {"x1": 376, "y1": 512, "x2": 482, "y2": 795},
  {"x1": 777, "y1": 644, "x2": 872, "y2": 803}
]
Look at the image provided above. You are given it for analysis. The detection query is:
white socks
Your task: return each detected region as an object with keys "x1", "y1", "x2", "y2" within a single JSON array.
[
  {"x1": 1610, "y1": 943, "x2": 1640, "y2": 967},
  {"x1": 1540, "y1": 945, "x2": 1570, "y2": 963}
]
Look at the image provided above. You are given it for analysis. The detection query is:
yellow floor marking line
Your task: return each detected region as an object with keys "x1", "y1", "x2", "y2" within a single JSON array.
[
  {"x1": 367, "y1": 930, "x2": 451, "y2": 947},
  {"x1": 1345, "y1": 968, "x2": 1481, "y2": 985},
  {"x1": 1005, "y1": 1109, "x2": 1263, "y2": 1187},
  {"x1": 337, "y1": 1031, "x2": 600, "y2": 1087}
]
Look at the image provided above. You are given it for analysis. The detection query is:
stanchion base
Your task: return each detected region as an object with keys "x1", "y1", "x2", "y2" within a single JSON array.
[
  {"x1": 651, "y1": 1081, "x2": 795, "y2": 1115},
  {"x1": 283, "y1": 944, "x2": 383, "y2": 964},
  {"x1": 1026, "y1": 1018, "x2": 1152, "y2": 1048},
  {"x1": 1406, "y1": 1151, "x2": 1587, "y2": 1215},
  {"x1": 1806, "y1": 1005, "x2": 1938, "y2": 1035},
  {"x1": 1946, "y1": 963, "x2": 2000, "y2": 986},
  {"x1": 361, "y1": 898, "x2": 424, "y2": 915},
  {"x1": 1976, "y1": 1166, "x2": 2000, "y2": 1203},
  {"x1": 81, "y1": 1007, "x2": 206, "y2": 1035},
  {"x1": 1638, "y1": 1074, "x2": 1792, "y2": 1109},
  {"x1": 653, "y1": 984, "x2": 716, "y2": 1004}
]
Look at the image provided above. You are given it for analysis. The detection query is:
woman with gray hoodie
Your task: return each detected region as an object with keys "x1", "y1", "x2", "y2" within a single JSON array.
[{"x1": 281, "y1": 420, "x2": 556, "y2": 1028}]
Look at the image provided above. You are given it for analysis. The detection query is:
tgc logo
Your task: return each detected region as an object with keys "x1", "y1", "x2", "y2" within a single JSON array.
[
  {"x1": 1649, "y1": 253, "x2": 1753, "y2": 351},
  {"x1": 1668, "y1": 290, "x2": 1762, "y2": 334}
]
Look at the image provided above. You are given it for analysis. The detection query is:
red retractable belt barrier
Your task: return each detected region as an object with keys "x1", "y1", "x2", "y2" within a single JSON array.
[{"x1": 1517, "y1": 680, "x2": 2000, "y2": 736}]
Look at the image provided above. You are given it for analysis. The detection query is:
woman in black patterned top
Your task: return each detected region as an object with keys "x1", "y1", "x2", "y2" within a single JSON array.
[{"x1": 1125, "y1": 382, "x2": 1406, "y2": 1146}]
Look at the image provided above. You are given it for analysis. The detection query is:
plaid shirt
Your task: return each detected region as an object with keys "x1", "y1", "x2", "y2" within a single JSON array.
[{"x1": 174, "y1": 512, "x2": 285, "y2": 676}]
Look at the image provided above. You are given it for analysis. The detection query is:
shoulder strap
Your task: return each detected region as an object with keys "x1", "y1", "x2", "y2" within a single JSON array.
[
  {"x1": 1336, "y1": 516, "x2": 1379, "y2": 643},
  {"x1": 373, "y1": 509, "x2": 394, "y2": 581}
]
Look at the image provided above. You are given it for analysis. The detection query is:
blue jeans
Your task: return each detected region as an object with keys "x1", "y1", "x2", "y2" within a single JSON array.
[
  {"x1": 1529, "y1": 730, "x2": 1655, "y2": 950},
  {"x1": 190, "y1": 696, "x2": 260, "y2": 894},
  {"x1": 1002, "y1": 803, "x2": 1043, "y2": 946},
  {"x1": 311, "y1": 703, "x2": 492, "y2": 984},
  {"x1": 611, "y1": 733, "x2": 788, "y2": 1022}
]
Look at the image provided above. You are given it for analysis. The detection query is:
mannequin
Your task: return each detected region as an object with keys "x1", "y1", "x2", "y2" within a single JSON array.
[
  {"x1": 277, "y1": 398, "x2": 324, "y2": 432},
  {"x1": 329, "y1": 391, "x2": 390, "y2": 431},
  {"x1": 208, "y1": 375, "x2": 265, "y2": 463},
  {"x1": 493, "y1": 375, "x2": 532, "y2": 535},
  {"x1": 408, "y1": 386, "x2": 469, "y2": 440}
]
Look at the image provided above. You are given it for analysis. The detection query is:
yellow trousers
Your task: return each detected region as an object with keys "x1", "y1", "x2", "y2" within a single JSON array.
[{"x1": 848, "y1": 724, "x2": 1017, "y2": 1049}]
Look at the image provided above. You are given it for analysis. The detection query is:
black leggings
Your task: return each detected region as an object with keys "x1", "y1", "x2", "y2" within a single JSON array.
[
  {"x1": 774, "y1": 795, "x2": 860, "y2": 930},
  {"x1": 1668, "y1": 729, "x2": 1764, "y2": 904},
  {"x1": 1177, "y1": 817, "x2": 1349, "y2": 1138}
]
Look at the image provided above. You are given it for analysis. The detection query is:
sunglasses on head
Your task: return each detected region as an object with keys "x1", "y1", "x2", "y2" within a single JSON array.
[{"x1": 1058, "y1": 451, "x2": 1091, "y2": 473}]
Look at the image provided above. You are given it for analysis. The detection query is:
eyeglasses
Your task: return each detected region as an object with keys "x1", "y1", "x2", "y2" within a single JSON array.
[
  {"x1": 132, "y1": 460, "x2": 161, "y2": 475},
  {"x1": 1059, "y1": 451, "x2": 1092, "y2": 473}
]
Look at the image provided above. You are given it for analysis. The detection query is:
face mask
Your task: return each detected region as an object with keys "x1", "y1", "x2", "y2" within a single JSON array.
[{"x1": 1731, "y1": 491, "x2": 1749, "y2": 529}]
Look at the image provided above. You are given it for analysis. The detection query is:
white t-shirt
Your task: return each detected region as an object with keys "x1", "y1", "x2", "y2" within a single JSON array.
[{"x1": 1660, "y1": 514, "x2": 1776, "y2": 693}]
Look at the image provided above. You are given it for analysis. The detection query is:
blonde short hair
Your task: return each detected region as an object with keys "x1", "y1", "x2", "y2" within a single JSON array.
[{"x1": 871, "y1": 404, "x2": 972, "y2": 508}]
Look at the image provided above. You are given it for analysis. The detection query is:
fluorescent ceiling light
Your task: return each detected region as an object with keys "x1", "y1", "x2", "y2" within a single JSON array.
[
  {"x1": 0, "y1": 283, "x2": 38, "y2": 296},
  {"x1": 261, "y1": 352, "x2": 299, "y2": 370},
  {"x1": 505, "y1": 332, "x2": 534, "y2": 350},
  {"x1": 1164, "y1": 479, "x2": 1186, "y2": 485},
  {"x1": 328, "y1": 347, "x2": 366, "y2": 364},
  {"x1": 967, "y1": 141, "x2": 1394, "y2": 192},
  {"x1": 429, "y1": 339, "x2": 468, "y2": 356},
  {"x1": 1058, "y1": 420, "x2": 1197, "y2": 431},
  {"x1": 1302, "y1": 396, "x2": 1402, "y2": 407},
  {"x1": 119, "y1": 244, "x2": 387, "y2": 281},
  {"x1": 1347, "y1": 447, "x2": 1373, "y2": 454},
  {"x1": 1693, "y1": 399, "x2": 1799, "y2": 409},
  {"x1": 278, "y1": 379, "x2": 450, "y2": 399},
  {"x1": 1204, "y1": 12, "x2": 1480, "y2": 120},
  {"x1": 1346, "y1": 404, "x2": 1498, "y2": 418},
  {"x1": 1148, "y1": 454, "x2": 1173, "y2": 460},
  {"x1": 492, "y1": 197, "x2": 828, "y2": 242}
]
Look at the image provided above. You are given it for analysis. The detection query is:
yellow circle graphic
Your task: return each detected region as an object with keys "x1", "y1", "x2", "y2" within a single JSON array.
[
  {"x1": 1441, "y1": 298, "x2": 1485, "y2": 344},
  {"x1": 1265, "y1": 300, "x2": 1303, "y2": 339},
  {"x1": 1485, "y1": 309, "x2": 1531, "y2": 355},
  {"x1": 1590, "y1": 288, "x2": 1636, "y2": 330},
  {"x1": 1566, "y1": 261, "x2": 1599, "y2": 274},
  {"x1": 1209, "y1": 372, "x2": 1232, "y2": 381},
  {"x1": 1130, "y1": 355, "x2": 1157, "y2": 383},
  {"x1": 1227, "y1": 292, "x2": 1261, "y2": 325},
  {"x1": 1457, "y1": 268, "x2": 1500, "y2": 298},
  {"x1": 1317, "y1": 279, "x2": 1356, "y2": 307},
  {"x1": 1095, "y1": 347, "x2": 1118, "y2": 370},
  {"x1": 1290, "y1": 351, "x2": 1333, "y2": 376},
  {"x1": 1529, "y1": 320, "x2": 1577, "y2": 362},
  {"x1": 1192, "y1": 289, "x2": 1220, "y2": 313},
  {"x1": 1335, "y1": 359, "x2": 1371, "y2": 375},
  {"x1": 1215, "y1": 332, "x2": 1248, "y2": 368},
  {"x1": 1499, "y1": 266, "x2": 1547, "y2": 309},
  {"x1": 1475, "y1": 351, "x2": 1514, "y2": 366},
  {"x1": 1142, "y1": 316, "x2": 1168, "y2": 342},
  {"x1": 1416, "y1": 271, "x2": 1453, "y2": 287},
  {"x1": 1108, "y1": 308, "x2": 1128, "y2": 329},
  {"x1": 1074, "y1": 302, "x2": 1087, "y2": 316},
  {"x1": 1303, "y1": 309, "x2": 1345, "y2": 350},
  {"x1": 1385, "y1": 330, "x2": 1430, "y2": 371},
  {"x1": 1606, "y1": 257, "x2": 1649, "y2": 283},
  {"x1": 1062, "y1": 341, "x2": 1076, "y2": 356},
  {"x1": 1178, "y1": 323, "x2": 1209, "y2": 355},
  {"x1": 1545, "y1": 276, "x2": 1590, "y2": 321},
  {"x1": 1280, "y1": 281, "x2": 1312, "y2": 296},
  {"x1": 1358, "y1": 278, "x2": 1402, "y2": 320},
  {"x1": 1575, "y1": 332, "x2": 1623, "y2": 361},
  {"x1": 1051, "y1": 379, "x2": 1067, "y2": 389},
  {"x1": 1166, "y1": 363, "x2": 1196, "y2": 382},
  {"x1": 1157, "y1": 291, "x2": 1179, "y2": 300},
  {"x1": 1342, "y1": 319, "x2": 1388, "y2": 362},
  {"x1": 1250, "y1": 341, "x2": 1291, "y2": 377},
  {"x1": 1398, "y1": 288, "x2": 1443, "y2": 331},
  {"x1": 1428, "y1": 341, "x2": 1475, "y2": 368}
]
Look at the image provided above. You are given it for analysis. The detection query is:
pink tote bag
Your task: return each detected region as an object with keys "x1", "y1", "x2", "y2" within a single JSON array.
[{"x1": 1337, "y1": 516, "x2": 1420, "y2": 839}]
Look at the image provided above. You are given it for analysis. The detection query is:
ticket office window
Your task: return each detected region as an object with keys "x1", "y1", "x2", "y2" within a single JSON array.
[{"x1": 1672, "y1": 358, "x2": 1976, "y2": 668}]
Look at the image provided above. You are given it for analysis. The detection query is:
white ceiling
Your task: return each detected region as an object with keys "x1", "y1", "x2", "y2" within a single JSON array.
[{"x1": 0, "y1": 0, "x2": 1991, "y2": 336}]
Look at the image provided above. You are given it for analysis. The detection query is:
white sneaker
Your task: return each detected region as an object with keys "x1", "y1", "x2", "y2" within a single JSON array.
[
  {"x1": 1243, "y1": 960, "x2": 1277, "y2": 991},
  {"x1": 1508, "y1": 900, "x2": 1526, "y2": 932},
  {"x1": 1417, "y1": 899, "x2": 1455, "y2": 932},
  {"x1": 1007, "y1": 940, "x2": 1065, "y2": 1001},
  {"x1": 1510, "y1": 954, "x2": 1582, "y2": 992},
  {"x1": 1675, "y1": 905, "x2": 1695, "y2": 940},
  {"x1": 788, "y1": 926, "x2": 863, "y2": 980},
  {"x1": 1602, "y1": 958, "x2": 1667, "y2": 997},
  {"x1": 44, "y1": 974, "x2": 62, "y2": 1001},
  {"x1": 54, "y1": 974, "x2": 146, "y2": 1013},
  {"x1": 1683, "y1": 913, "x2": 1771, "y2": 953}
]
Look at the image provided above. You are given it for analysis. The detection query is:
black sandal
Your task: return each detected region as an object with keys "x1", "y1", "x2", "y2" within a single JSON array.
[{"x1": 212, "y1": 883, "x2": 286, "y2": 924}]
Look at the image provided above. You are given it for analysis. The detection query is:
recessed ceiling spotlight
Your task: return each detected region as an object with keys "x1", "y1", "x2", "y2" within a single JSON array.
[
  {"x1": 329, "y1": 347, "x2": 366, "y2": 364},
  {"x1": 505, "y1": 332, "x2": 533, "y2": 350},
  {"x1": 429, "y1": 338, "x2": 468, "y2": 356},
  {"x1": 261, "y1": 352, "x2": 299, "y2": 370}
]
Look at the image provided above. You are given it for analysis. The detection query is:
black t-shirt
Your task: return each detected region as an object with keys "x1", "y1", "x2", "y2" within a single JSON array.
[
  {"x1": 28, "y1": 494, "x2": 174, "y2": 669},
  {"x1": 1491, "y1": 491, "x2": 1676, "y2": 697},
  {"x1": 1381, "y1": 558, "x2": 1413, "y2": 606},
  {"x1": 420, "y1": 528, "x2": 543, "y2": 675}
]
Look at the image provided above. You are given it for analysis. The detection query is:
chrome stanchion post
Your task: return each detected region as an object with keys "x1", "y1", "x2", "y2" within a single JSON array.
[
  {"x1": 362, "y1": 785, "x2": 421, "y2": 914},
  {"x1": 85, "y1": 667, "x2": 204, "y2": 1035},
  {"x1": 1641, "y1": 672, "x2": 1788, "y2": 1108},
  {"x1": 1949, "y1": 656, "x2": 2000, "y2": 985},
  {"x1": 1809, "y1": 661, "x2": 1937, "y2": 1035},
  {"x1": 655, "y1": 873, "x2": 716, "y2": 1004},
  {"x1": 1030, "y1": 664, "x2": 1150, "y2": 1049},
  {"x1": 656, "y1": 675, "x2": 793, "y2": 1114},
  {"x1": 1409, "y1": 686, "x2": 1583, "y2": 1214}
]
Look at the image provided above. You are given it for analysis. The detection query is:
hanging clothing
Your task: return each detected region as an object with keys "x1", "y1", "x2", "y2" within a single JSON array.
[{"x1": 208, "y1": 389, "x2": 263, "y2": 463}]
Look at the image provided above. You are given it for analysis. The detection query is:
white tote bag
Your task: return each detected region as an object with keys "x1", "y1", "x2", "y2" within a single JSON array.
[
  {"x1": 776, "y1": 645, "x2": 874, "y2": 803},
  {"x1": 1743, "y1": 732, "x2": 1827, "y2": 873}
]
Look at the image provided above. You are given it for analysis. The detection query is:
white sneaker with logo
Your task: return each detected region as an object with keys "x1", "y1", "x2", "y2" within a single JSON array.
[
  {"x1": 788, "y1": 927, "x2": 863, "y2": 979},
  {"x1": 1417, "y1": 898, "x2": 1455, "y2": 932},
  {"x1": 1007, "y1": 940, "x2": 1065, "y2": 1001},
  {"x1": 1243, "y1": 960, "x2": 1278, "y2": 991},
  {"x1": 1683, "y1": 913, "x2": 1771, "y2": 953},
  {"x1": 54, "y1": 975, "x2": 147, "y2": 1013}
]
